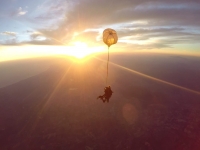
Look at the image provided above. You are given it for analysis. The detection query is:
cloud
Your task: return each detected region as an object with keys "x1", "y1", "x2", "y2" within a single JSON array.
[
  {"x1": 118, "y1": 27, "x2": 200, "y2": 42},
  {"x1": 26, "y1": 30, "x2": 34, "y2": 33},
  {"x1": 36, "y1": 0, "x2": 199, "y2": 43},
  {"x1": 30, "y1": 32, "x2": 43, "y2": 40},
  {"x1": 58, "y1": 0, "x2": 198, "y2": 30},
  {"x1": 0, "y1": 31, "x2": 18, "y2": 45},
  {"x1": 18, "y1": 7, "x2": 27, "y2": 16},
  {"x1": 71, "y1": 30, "x2": 99, "y2": 45},
  {"x1": 11, "y1": 7, "x2": 27, "y2": 17},
  {"x1": 111, "y1": 2, "x2": 200, "y2": 27},
  {"x1": 5, "y1": 0, "x2": 200, "y2": 50},
  {"x1": 20, "y1": 39, "x2": 60, "y2": 45},
  {"x1": 31, "y1": 0, "x2": 69, "y2": 26},
  {"x1": 0, "y1": 37, "x2": 18, "y2": 45},
  {"x1": 0, "y1": 31, "x2": 17, "y2": 36},
  {"x1": 0, "y1": 38, "x2": 59, "y2": 46}
]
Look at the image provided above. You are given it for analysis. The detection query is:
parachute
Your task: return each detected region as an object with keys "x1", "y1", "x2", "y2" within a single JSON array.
[
  {"x1": 103, "y1": 28, "x2": 118, "y2": 47},
  {"x1": 103, "y1": 28, "x2": 118, "y2": 84},
  {"x1": 97, "y1": 28, "x2": 118, "y2": 103}
]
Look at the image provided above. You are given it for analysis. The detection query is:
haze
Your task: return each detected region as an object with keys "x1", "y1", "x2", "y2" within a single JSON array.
[{"x1": 1, "y1": 0, "x2": 200, "y2": 149}]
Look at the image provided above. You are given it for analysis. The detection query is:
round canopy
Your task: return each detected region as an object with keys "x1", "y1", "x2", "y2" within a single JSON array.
[{"x1": 103, "y1": 28, "x2": 118, "y2": 47}]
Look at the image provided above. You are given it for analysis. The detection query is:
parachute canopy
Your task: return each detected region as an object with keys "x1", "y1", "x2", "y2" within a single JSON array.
[{"x1": 103, "y1": 28, "x2": 118, "y2": 47}]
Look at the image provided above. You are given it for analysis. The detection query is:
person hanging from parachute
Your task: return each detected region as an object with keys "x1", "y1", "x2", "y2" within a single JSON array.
[
  {"x1": 97, "y1": 28, "x2": 118, "y2": 103},
  {"x1": 97, "y1": 86, "x2": 113, "y2": 103}
]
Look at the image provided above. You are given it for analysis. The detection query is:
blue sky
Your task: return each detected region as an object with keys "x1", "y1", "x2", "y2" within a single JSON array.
[{"x1": 0, "y1": 0, "x2": 200, "y2": 60}]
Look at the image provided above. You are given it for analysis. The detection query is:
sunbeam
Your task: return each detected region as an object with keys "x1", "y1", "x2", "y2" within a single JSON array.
[
  {"x1": 95, "y1": 57, "x2": 200, "y2": 95},
  {"x1": 29, "y1": 63, "x2": 73, "y2": 135},
  {"x1": 42, "y1": 64, "x2": 73, "y2": 112}
]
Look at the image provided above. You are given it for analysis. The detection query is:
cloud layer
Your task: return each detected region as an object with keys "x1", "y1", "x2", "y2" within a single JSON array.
[{"x1": 0, "y1": 0, "x2": 200, "y2": 50}]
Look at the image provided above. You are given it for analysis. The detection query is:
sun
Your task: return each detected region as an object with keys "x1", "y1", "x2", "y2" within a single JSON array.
[
  {"x1": 61, "y1": 41, "x2": 104, "y2": 59},
  {"x1": 71, "y1": 42, "x2": 90, "y2": 58}
]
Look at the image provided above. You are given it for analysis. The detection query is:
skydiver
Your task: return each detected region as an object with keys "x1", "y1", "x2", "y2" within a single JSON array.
[{"x1": 97, "y1": 86, "x2": 113, "y2": 103}]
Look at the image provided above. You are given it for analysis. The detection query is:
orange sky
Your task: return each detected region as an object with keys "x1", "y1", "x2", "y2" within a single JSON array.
[{"x1": 0, "y1": 0, "x2": 200, "y2": 61}]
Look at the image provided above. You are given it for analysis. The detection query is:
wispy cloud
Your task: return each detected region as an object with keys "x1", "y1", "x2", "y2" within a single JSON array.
[
  {"x1": 0, "y1": 31, "x2": 17, "y2": 36},
  {"x1": 30, "y1": 32, "x2": 43, "y2": 40},
  {"x1": 11, "y1": 7, "x2": 27, "y2": 17},
  {"x1": 17, "y1": 7, "x2": 27, "y2": 16},
  {"x1": 0, "y1": 37, "x2": 18, "y2": 45},
  {"x1": 29, "y1": 0, "x2": 70, "y2": 27}
]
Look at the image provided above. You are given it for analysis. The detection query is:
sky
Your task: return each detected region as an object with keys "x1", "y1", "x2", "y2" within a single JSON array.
[{"x1": 0, "y1": 0, "x2": 200, "y2": 61}]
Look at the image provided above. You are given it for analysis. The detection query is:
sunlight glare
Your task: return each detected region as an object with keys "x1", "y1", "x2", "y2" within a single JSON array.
[
  {"x1": 63, "y1": 41, "x2": 104, "y2": 59},
  {"x1": 0, "y1": 43, "x2": 105, "y2": 62},
  {"x1": 71, "y1": 41, "x2": 89, "y2": 58}
]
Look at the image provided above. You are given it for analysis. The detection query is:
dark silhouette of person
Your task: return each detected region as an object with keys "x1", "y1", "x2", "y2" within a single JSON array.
[{"x1": 97, "y1": 86, "x2": 113, "y2": 103}]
